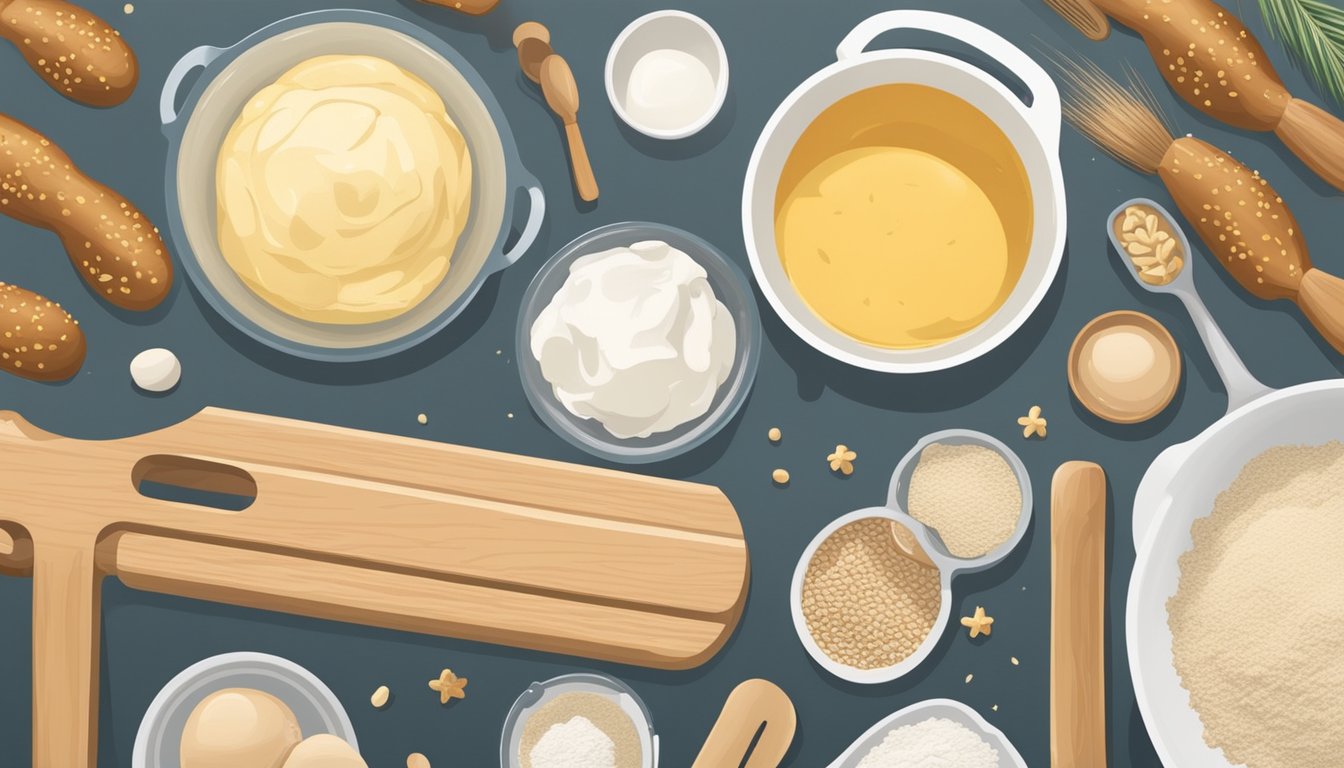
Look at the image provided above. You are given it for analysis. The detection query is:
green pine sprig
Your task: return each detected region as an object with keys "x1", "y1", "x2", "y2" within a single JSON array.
[{"x1": 1259, "y1": 0, "x2": 1344, "y2": 105}]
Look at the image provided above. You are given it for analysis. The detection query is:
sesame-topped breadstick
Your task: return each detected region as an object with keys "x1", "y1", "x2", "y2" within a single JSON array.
[
  {"x1": 0, "y1": 0, "x2": 137, "y2": 107},
  {"x1": 0, "y1": 113, "x2": 172, "y2": 311},
  {"x1": 0, "y1": 282, "x2": 86, "y2": 381},
  {"x1": 1046, "y1": 0, "x2": 1344, "y2": 194},
  {"x1": 1063, "y1": 61, "x2": 1344, "y2": 354}
]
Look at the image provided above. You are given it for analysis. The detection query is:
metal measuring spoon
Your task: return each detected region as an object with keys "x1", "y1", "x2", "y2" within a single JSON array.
[{"x1": 1107, "y1": 198, "x2": 1272, "y2": 412}]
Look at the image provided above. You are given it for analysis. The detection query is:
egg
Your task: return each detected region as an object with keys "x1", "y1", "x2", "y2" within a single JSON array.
[
  {"x1": 281, "y1": 734, "x2": 368, "y2": 768},
  {"x1": 180, "y1": 688, "x2": 302, "y2": 768},
  {"x1": 130, "y1": 347, "x2": 181, "y2": 392}
]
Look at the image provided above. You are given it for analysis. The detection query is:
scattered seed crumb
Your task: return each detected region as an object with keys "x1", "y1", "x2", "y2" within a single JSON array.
[
  {"x1": 407, "y1": 753, "x2": 430, "y2": 768},
  {"x1": 768, "y1": 426, "x2": 782, "y2": 443},
  {"x1": 496, "y1": 349, "x2": 502, "y2": 356},
  {"x1": 370, "y1": 685, "x2": 390, "y2": 708},
  {"x1": 428, "y1": 668, "x2": 468, "y2": 703},
  {"x1": 1018, "y1": 405, "x2": 1047, "y2": 438},
  {"x1": 507, "y1": 412, "x2": 514, "y2": 419},
  {"x1": 1011, "y1": 656, "x2": 1020, "y2": 666},
  {"x1": 992, "y1": 704, "x2": 999, "y2": 712},
  {"x1": 965, "y1": 673, "x2": 974, "y2": 684},
  {"x1": 959, "y1": 606, "x2": 994, "y2": 638},
  {"x1": 123, "y1": 2, "x2": 134, "y2": 13},
  {"x1": 772, "y1": 468, "x2": 790, "y2": 485},
  {"x1": 417, "y1": 413, "x2": 428, "y2": 425},
  {"x1": 827, "y1": 444, "x2": 857, "y2": 475}
]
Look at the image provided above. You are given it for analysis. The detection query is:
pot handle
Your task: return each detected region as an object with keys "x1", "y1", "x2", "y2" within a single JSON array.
[
  {"x1": 501, "y1": 182, "x2": 546, "y2": 265},
  {"x1": 160, "y1": 45, "x2": 224, "y2": 127},
  {"x1": 836, "y1": 11, "x2": 1061, "y2": 150}
]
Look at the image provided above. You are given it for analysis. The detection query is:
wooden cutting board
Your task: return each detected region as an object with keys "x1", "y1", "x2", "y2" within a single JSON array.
[{"x1": 0, "y1": 407, "x2": 750, "y2": 768}]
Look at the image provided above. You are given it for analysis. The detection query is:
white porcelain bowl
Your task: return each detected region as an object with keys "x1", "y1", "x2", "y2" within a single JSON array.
[
  {"x1": 133, "y1": 652, "x2": 357, "y2": 768},
  {"x1": 826, "y1": 698, "x2": 1027, "y2": 767},
  {"x1": 605, "y1": 11, "x2": 729, "y2": 139},
  {"x1": 743, "y1": 11, "x2": 1066, "y2": 373}
]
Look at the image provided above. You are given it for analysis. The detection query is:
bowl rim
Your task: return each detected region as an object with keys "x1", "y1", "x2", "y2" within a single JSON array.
[
  {"x1": 604, "y1": 10, "x2": 730, "y2": 140},
  {"x1": 825, "y1": 698, "x2": 1028, "y2": 767},
  {"x1": 741, "y1": 46, "x2": 1066, "y2": 373},
  {"x1": 161, "y1": 9, "x2": 541, "y2": 363},
  {"x1": 516, "y1": 221, "x2": 761, "y2": 464}
]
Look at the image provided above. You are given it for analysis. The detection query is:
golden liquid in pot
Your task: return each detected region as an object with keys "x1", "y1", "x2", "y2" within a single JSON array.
[{"x1": 774, "y1": 84, "x2": 1033, "y2": 349}]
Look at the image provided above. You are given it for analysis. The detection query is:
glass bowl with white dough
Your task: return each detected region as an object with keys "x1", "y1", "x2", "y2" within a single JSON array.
[{"x1": 517, "y1": 221, "x2": 760, "y2": 464}]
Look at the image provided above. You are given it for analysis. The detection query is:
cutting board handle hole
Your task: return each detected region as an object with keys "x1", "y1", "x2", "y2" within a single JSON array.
[{"x1": 132, "y1": 455, "x2": 257, "y2": 512}]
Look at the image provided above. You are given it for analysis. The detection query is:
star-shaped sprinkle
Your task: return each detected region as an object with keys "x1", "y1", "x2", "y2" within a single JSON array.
[
  {"x1": 827, "y1": 444, "x2": 857, "y2": 475},
  {"x1": 1018, "y1": 406, "x2": 1047, "y2": 439},
  {"x1": 960, "y1": 606, "x2": 994, "y2": 638},
  {"x1": 428, "y1": 668, "x2": 468, "y2": 704}
]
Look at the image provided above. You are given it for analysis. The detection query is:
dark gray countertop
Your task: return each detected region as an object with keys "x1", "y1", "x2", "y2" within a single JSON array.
[{"x1": 2, "y1": 0, "x2": 1341, "y2": 764}]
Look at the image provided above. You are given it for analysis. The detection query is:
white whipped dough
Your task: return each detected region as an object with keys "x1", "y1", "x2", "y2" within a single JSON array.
[{"x1": 530, "y1": 240, "x2": 737, "y2": 439}]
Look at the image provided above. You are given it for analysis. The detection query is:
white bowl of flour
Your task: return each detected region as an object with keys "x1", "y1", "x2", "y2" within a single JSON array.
[
  {"x1": 500, "y1": 673, "x2": 657, "y2": 768},
  {"x1": 825, "y1": 698, "x2": 1026, "y2": 768}
]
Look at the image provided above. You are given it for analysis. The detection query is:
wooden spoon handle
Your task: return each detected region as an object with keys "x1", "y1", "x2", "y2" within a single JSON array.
[
  {"x1": 563, "y1": 121, "x2": 599, "y2": 202},
  {"x1": 1297, "y1": 269, "x2": 1344, "y2": 354},
  {"x1": 1276, "y1": 99, "x2": 1344, "y2": 195},
  {"x1": 31, "y1": 541, "x2": 102, "y2": 768},
  {"x1": 416, "y1": 0, "x2": 501, "y2": 15},
  {"x1": 1050, "y1": 462, "x2": 1107, "y2": 768},
  {"x1": 0, "y1": 0, "x2": 137, "y2": 106},
  {"x1": 692, "y1": 679, "x2": 796, "y2": 768}
]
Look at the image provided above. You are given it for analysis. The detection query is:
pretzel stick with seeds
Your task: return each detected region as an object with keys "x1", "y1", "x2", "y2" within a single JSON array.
[
  {"x1": 0, "y1": 113, "x2": 172, "y2": 311},
  {"x1": 1044, "y1": 0, "x2": 1344, "y2": 193},
  {"x1": 0, "y1": 0, "x2": 137, "y2": 107},
  {"x1": 1063, "y1": 61, "x2": 1344, "y2": 353}
]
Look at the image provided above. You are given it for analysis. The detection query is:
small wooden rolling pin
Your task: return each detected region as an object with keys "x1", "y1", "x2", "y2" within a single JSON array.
[
  {"x1": 692, "y1": 679, "x2": 796, "y2": 768},
  {"x1": 0, "y1": 0, "x2": 137, "y2": 106},
  {"x1": 1047, "y1": 0, "x2": 1344, "y2": 193},
  {"x1": 0, "y1": 113, "x2": 172, "y2": 311},
  {"x1": 1050, "y1": 462, "x2": 1108, "y2": 768}
]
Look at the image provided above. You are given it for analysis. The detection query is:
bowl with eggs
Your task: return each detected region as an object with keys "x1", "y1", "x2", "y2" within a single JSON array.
[
  {"x1": 133, "y1": 652, "x2": 362, "y2": 768},
  {"x1": 743, "y1": 11, "x2": 1066, "y2": 373},
  {"x1": 160, "y1": 10, "x2": 545, "y2": 362}
]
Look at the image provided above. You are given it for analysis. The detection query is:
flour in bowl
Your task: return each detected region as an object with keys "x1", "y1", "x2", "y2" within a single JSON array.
[
  {"x1": 855, "y1": 716, "x2": 999, "y2": 767},
  {"x1": 1168, "y1": 442, "x2": 1344, "y2": 767}
]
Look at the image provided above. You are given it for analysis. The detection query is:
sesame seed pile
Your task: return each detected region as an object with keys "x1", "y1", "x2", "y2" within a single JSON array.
[{"x1": 802, "y1": 518, "x2": 941, "y2": 670}]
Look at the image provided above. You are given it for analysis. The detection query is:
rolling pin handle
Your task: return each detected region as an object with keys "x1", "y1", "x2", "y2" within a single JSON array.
[{"x1": 30, "y1": 540, "x2": 102, "y2": 768}]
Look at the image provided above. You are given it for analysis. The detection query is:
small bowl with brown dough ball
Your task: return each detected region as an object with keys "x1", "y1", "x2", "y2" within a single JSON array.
[{"x1": 134, "y1": 652, "x2": 359, "y2": 768}]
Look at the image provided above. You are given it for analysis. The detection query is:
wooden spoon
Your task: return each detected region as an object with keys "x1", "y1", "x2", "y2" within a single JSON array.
[
  {"x1": 692, "y1": 679, "x2": 796, "y2": 768},
  {"x1": 1050, "y1": 462, "x2": 1108, "y2": 768},
  {"x1": 513, "y1": 20, "x2": 552, "y2": 82},
  {"x1": 0, "y1": 0, "x2": 137, "y2": 106},
  {"x1": 540, "y1": 53, "x2": 599, "y2": 202},
  {"x1": 417, "y1": 0, "x2": 500, "y2": 15}
]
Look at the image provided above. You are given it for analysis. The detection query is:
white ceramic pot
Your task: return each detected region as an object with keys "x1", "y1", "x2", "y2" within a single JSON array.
[{"x1": 742, "y1": 11, "x2": 1066, "y2": 373}]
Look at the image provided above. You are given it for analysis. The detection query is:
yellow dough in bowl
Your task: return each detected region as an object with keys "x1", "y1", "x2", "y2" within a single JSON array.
[
  {"x1": 773, "y1": 84, "x2": 1032, "y2": 350},
  {"x1": 179, "y1": 688, "x2": 301, "y2": 768},
  {"x1": 215, "y1": 55, "x2": 473, "y2": 324}
]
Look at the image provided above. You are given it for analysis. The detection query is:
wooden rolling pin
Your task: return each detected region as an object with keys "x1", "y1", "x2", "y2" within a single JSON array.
[
  {"x1": 1066, "y1": 65, "x2": 1344, "y2": 353},
  {"x1": 0, "y1": 407, "x2": 749, "y2": 768},
  {"x1": 0, "y1": 113, "x2": 172, "y2": 311},
  {"x1": 692, "y1": 680, "x2": 796, "y2": 768},
  {"x1": 1050, "y1": 462, "x2": 1107, "y2": 768},
  {"x1": 1046, "y1": 0, "x2": 1344, "y2": 193},
  {"x1": 0, "y1": 0, "x2": 137, "y2": 106},
  {"x1": 418, "y1": 0, "x2": 500, "y2": 15}
]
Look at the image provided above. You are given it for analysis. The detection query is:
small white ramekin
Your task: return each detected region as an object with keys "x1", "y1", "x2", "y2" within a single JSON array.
[{"x1": 605, "y1": 11, "x2": 729, "y2": 140}]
